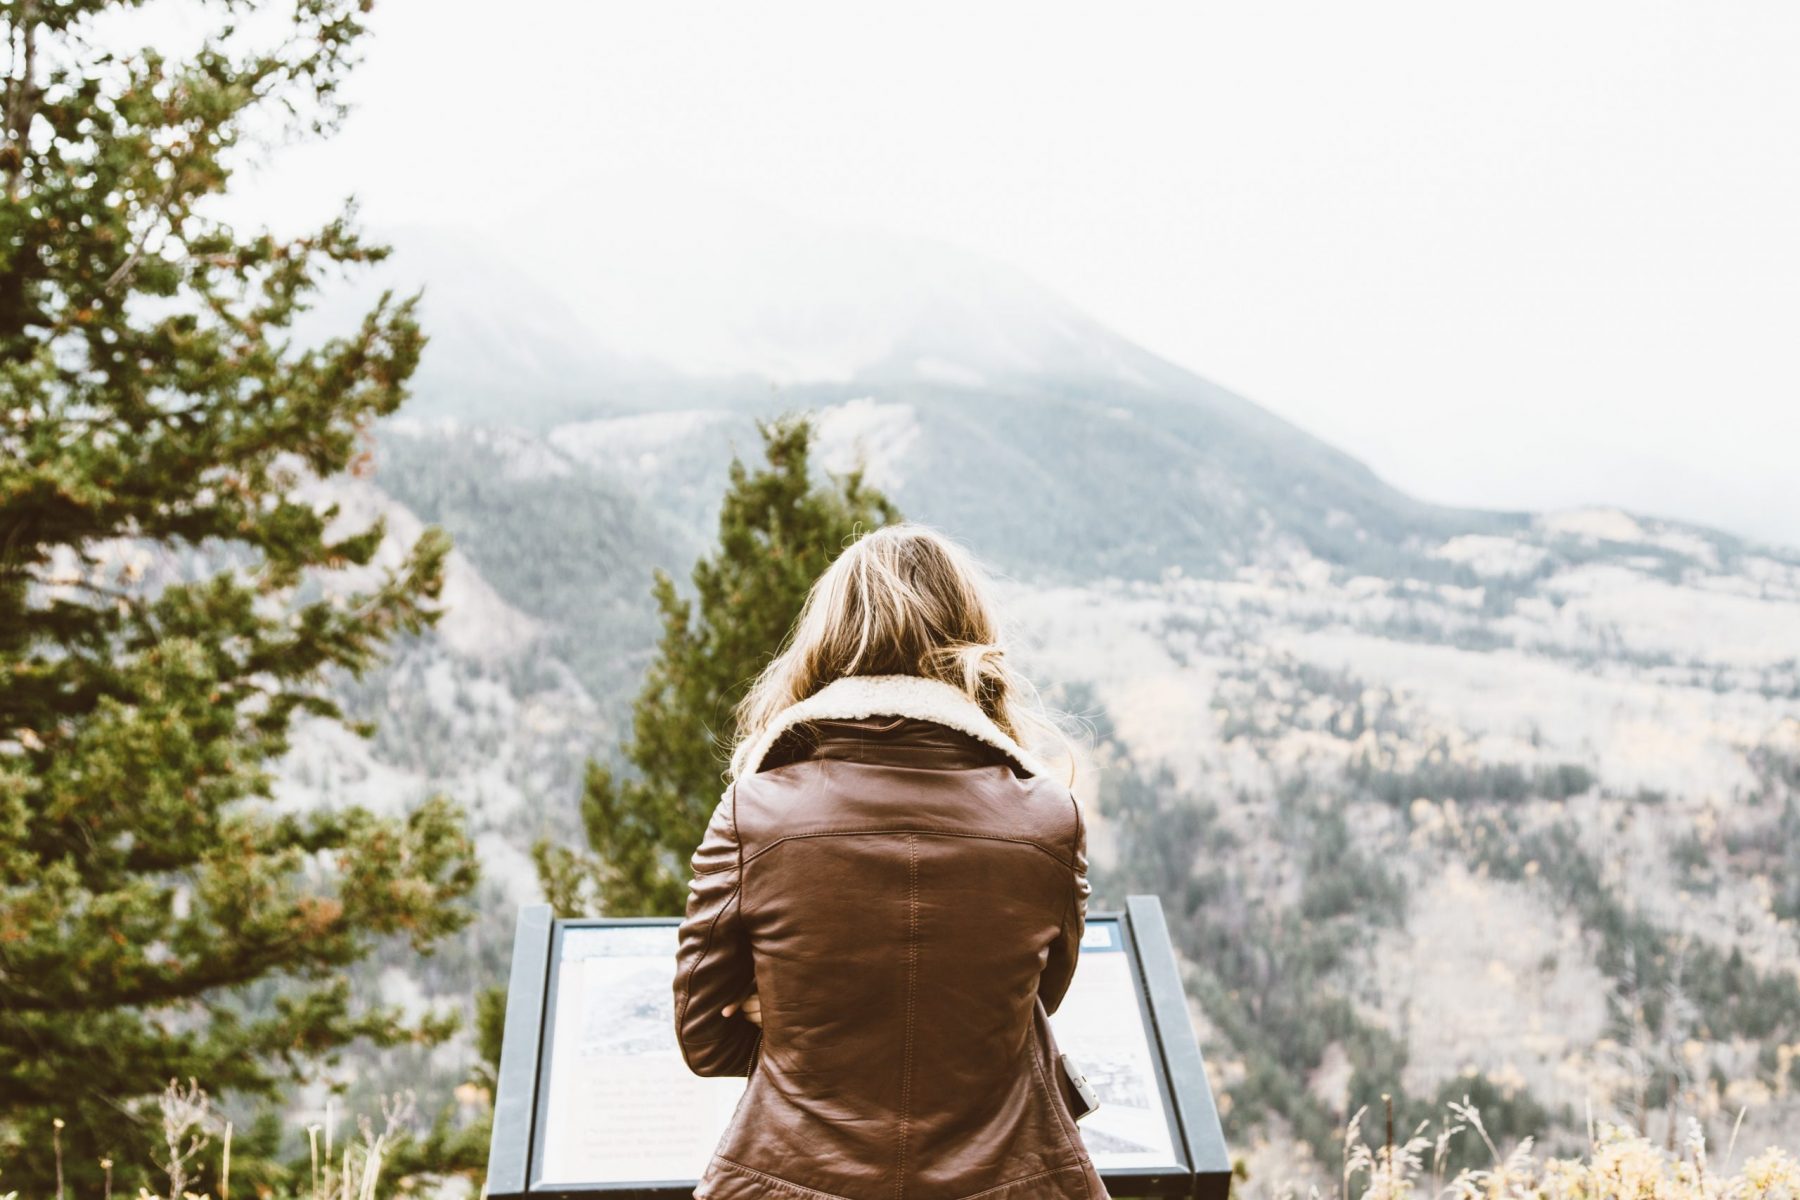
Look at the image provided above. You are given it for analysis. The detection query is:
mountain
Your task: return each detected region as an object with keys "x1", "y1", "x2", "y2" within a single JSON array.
[
  {"x1": 343, "y1": 219, "x2": 1541, "y2": 584},
  {"x1": 281, "y1": 213, "x2": 1800, "y2": 1180}
]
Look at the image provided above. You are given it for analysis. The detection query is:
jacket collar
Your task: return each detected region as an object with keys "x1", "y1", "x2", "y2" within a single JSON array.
[{"x1": 736, "y1": 673, "x2": 1052, "y2": 779}]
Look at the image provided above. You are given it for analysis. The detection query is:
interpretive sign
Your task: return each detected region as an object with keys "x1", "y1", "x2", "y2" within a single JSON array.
[{"x1": 487, "y1": 895, "x2": 1230, "y2": 1199}]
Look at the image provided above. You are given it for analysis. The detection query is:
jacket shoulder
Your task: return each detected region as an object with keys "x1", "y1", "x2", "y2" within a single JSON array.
[{"x1": 1016, "y1": 772, "x2": 1083, "y2": 851}]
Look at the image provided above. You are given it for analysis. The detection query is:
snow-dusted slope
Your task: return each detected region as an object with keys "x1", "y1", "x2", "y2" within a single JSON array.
[{"x1": 1007, "y1": 519, "x2": 1800, "y2": 1175}]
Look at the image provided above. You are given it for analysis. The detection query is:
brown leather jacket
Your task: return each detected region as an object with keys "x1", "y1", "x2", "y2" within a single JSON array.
[{"x1": 674, "y1": 674, "x2": 1106, "y2": 1200}]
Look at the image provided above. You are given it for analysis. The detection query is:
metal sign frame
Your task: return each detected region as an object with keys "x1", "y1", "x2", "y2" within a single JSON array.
[{"x1": 486, "y1": 895, "x2": 1230, "y2": 1199}]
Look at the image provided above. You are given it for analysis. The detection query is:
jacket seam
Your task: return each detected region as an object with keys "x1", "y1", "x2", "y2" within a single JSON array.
[
  {"x1": 1027, "y1": 1013, "x2": 1093, "y2": 1200},
  {"x1": 1059, "y1": 795, "x2": 1082, "y2": 952},
  {"x1": 674, "y1": 784, "x2": 743, "y2": 1073},
  {"x1": 732, "y1": 778, "x2": 743, "y2": 878},
  {"x1": 709, "y1": 1156, "x2": 855, "y2": 1199},
  {"x1": 897, "y1": 832, "x2": 919, "y2": 1200},
  {"x1": 1066, "y1": 790, "x2": 1083, "y2": 873},
  {"x1": 709, "y1": 1059, "x2": 755, "y2": 1170},
  {"x1": 692, "y1": 781, "x2": 743, "y2": 875},
  {"x1": 1045, "y1": 884, "x2": 1076, "y2": 1017},
  {"x1": 954, "y1": 1163, "x2": 1090, "y2": 1200},
  {"x1": 673, "y1": 881, "x2": 741, "y2": 1072},
  {"x1": 742, "y1": 827, "x2": 1075, "y2": 870}
]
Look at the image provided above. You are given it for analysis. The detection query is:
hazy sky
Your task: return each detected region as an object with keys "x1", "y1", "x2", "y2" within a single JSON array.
[{"x1": 217, "y1": 1, "x2": 1799, "y2": 547}]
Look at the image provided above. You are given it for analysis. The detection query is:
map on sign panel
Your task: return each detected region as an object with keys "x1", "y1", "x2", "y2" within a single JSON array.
[{"x1": 532, "y1": 918, "x2": 1182, "y2": 1186}]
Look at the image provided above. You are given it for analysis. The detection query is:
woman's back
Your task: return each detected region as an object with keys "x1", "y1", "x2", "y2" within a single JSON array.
[{"x1": 674, "y1": 674, "x2": 1105, "y2": 1200}]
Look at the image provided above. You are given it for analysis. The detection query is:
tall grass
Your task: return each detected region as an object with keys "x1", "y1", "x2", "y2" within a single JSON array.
[
  {"x1": 1292, "y1": 1094, "x2": 1800, "y2": 1200},
  {"x1": 5, "y1": 1085, "x2": 1796, "y2": 1200},
  {"x1": 1, "y1": 1081, "x2": 413, "y2": 1200}
]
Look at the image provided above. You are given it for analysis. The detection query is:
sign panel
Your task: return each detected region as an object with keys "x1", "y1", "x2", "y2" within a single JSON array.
[
  {"x1": 1055, "y1": 918, "x2": 1181, "y2": 1169},
  {"x1": 490, "y1": 898, "x2": 1231, "y2": 1200},
  {"x1": 534, "y1": 925, "x2": 744, "y2": 1185},
  {"x1": 530, "y1": 917, "x2": 1182, "y2": 1188}
]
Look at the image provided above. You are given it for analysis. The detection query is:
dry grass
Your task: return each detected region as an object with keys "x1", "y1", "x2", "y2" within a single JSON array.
[
  {"x1": 1288, "y1": 1094, "x2": 1800, "y2": 1200},
  {"x1": 1, "y1": 1080, "x2": 415, "y2": 1200},
  {"x1": 6, "y1": 1084, "x2": 1797, "y2": 1200}
]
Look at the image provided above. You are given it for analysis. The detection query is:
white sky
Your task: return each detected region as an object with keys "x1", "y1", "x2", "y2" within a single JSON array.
[{"x1": 219, "y1": 1, "x2": 1799, "y2": 547}]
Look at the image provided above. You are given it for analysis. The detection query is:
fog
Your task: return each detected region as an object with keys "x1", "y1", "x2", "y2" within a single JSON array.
[{"x1": 191, "y1": 0, "x2": 1800, "y2": 547}]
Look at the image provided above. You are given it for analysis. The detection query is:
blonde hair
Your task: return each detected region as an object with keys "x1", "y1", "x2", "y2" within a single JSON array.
[{"x1": 729, "y1": 523, "x2": 1067, "y2": 780}]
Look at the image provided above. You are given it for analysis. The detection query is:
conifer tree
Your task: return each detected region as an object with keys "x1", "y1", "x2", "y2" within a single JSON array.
[
  {"x1": 535, "y1": 416, "x2": 899, "y2": 916},
  {"x1": 0, "y1": 1, "x2": 477, "y2": 1188}
]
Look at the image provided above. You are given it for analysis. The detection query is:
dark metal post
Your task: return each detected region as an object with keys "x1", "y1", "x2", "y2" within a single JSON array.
[
  {"x1": 1127, "y1": 894, "x2": 1232, "y2": 1198},
  {"x1": 486, "y1": 903, "x2": 555, "y2": 1200}
]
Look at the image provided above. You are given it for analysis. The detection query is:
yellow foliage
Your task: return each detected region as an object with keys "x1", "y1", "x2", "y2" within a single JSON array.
[{"x1": 1319, "y1": 1111, "x2": 1800, "y2": 1200}]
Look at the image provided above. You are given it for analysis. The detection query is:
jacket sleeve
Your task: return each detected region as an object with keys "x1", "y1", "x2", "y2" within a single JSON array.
[
  {"x1": 1038, "y1": 794, "x2": 1091, "y2": 1016},
  {"x1": 672, "y1": 784, "x2": 762, "y2": 1077}
]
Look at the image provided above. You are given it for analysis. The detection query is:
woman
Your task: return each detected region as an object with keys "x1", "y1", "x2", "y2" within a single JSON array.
[{"x1": 673, "y1": 523, "x2": 1107, "y2": 1200}]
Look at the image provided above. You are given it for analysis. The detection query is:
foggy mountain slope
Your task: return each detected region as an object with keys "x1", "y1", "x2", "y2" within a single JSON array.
[
  {"x1": 369, "y1": 420, "x2": 696, "y2": 703},
  {"x1": 346, "y1": 221, "x2": 1526, "y2": 584},
  {"x1": 300, "y1": 226, "x2": 732, "y2": 429},
  {"x1": 274, "y1": 211, "x2": 1800, "y2": 1172},
  {"x1": 778, "y1": 375, "x2": 1521, "y2": 580}
]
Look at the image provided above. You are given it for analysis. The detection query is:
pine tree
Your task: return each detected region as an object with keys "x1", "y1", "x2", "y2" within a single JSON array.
[
  {"x1": 0, "y1": 1, "x2": 477, "y2": 1189},
  {"x1": 535, "y1": 416, "x2": 899, "y2": 917}
]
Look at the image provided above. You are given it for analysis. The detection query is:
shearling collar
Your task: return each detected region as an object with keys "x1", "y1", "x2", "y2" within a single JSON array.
[{"x1": 736, "y1": 673, "x2": 1051, "y2": 779}]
